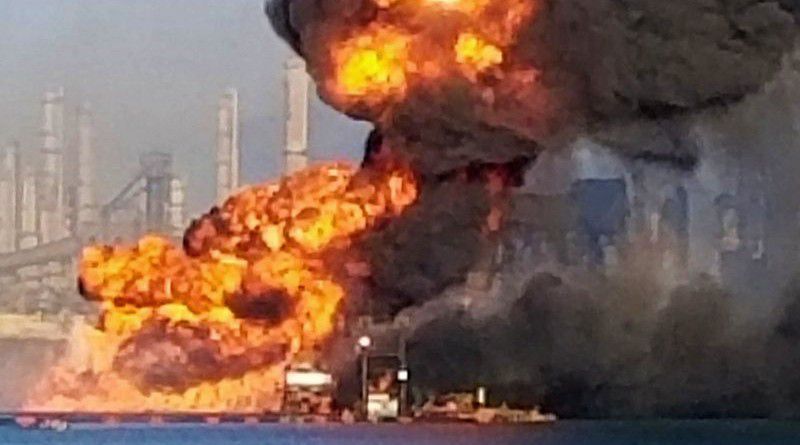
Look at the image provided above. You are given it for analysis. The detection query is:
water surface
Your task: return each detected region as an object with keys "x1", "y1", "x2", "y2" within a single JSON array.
[{"x1": 1, "y1": 421, "x2": 800, "y2": 444}]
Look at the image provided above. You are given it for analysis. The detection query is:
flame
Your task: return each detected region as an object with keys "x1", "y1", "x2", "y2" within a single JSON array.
[
  {"x1": 332, "y1": 27, "x2": 412, "y2": 102},
  {"x1": 455, "y1": 32, "x2": 504, "y2": 74},
  {"x1": 378, "y1": 0, "x2": 490, "y2": 11},
  {"x1": 25, "y1": 162, "x2": 418, "y2": 413},
  {"x1": 328, "y1": 0, "x2": 537, "y2": 107},
  {"x1": 423, "y1": 0, "x2": 490, "y2": 12}
]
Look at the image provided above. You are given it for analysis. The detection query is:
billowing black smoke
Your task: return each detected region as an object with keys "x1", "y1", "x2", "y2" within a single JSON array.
[
  {"x1": 265, "y1": 0, "x2": 800, "y2": 418},
  {"x1": 267, "y1": 0, "x2": 800, "y2": 173},
  {"x1": 358, "y1": 180, "x2": 491, "y2": 315},
  {"x1": 264, "y1": 0, "x2": 302, "y2": 55},
  {"x1": 405, "y1": 264, "x2": 800, "y2": 419},
  {"x1": 407, "y1": 271, "x2": 762, "y2": 418},
  {"x1": 397, "y1": 67, "x2": 800, "y2": 418}
]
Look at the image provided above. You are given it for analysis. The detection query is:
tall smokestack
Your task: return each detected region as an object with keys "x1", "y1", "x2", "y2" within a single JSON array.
[
  {"x1": 19, "y1": 166, "x2": 39, "y2": 249},
  {"x1": 76, "y1": 104, "x2": 99, "y2": 236},
  {"x1": 284, "y1": 57, "x2": 310, "y2": 175},
  {"x1": 39, "y1": 87, "x2": 67, "y2": 244},
  {"x1": 216, "y1": 89, "x2": 241, "y2": 203},
  {"x1": 0, "y1": 141, "x2": 20, "y2": 253},
  {"x1": 168, "y1": 176, "x2": 186, "y2": 239}
]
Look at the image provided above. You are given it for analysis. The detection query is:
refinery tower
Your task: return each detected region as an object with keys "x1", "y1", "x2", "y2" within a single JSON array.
[{"x1": 214, "y1": 58, "x2": 311, "y2": 203}]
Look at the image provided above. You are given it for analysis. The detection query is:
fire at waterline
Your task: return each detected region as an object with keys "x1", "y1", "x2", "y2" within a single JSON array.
[
  {"x1": 1, "y1": 0, "x2": 800, "y2": 422},
  {"x1": 4, "y1": 0, "x2": 535, "y2": 418}
]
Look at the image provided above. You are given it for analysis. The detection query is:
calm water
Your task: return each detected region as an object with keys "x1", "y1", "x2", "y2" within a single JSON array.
[{"x1": 1, "y1": 421, "x2": 800, "y2": 445}]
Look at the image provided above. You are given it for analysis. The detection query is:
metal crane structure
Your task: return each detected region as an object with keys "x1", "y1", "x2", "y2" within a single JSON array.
[
  {"x1": 0, "y1": 60, "x2": 310, "y2": 340},
  {"x1": 0, "y1": 89, "x2": 185, "y2": 341}
]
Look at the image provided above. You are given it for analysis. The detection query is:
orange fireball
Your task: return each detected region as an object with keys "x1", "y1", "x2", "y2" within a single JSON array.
[
  {"x1": 25, "y1": 162, "x2": 418, "y2": 413},
  {"x1": 332, "y1": 27, "x2": 412, "y2": 102},
  {"x1": 328, "y1": 0, "x2": 536, "y2": 108},
  {"x1": 455, "y1": 32, "x2": 504, "y2": 75}
]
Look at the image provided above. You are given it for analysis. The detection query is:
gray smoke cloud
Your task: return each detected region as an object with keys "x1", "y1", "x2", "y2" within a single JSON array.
[
  {"x1": 399, "y1": 62, "x2": 800, "y2": 418},
  {"x1": 405, "y1": 268, "x2": 749, "y2": 418},
  {"x1": 405, "y1": 263, "x2": 800, "y2": 418}
]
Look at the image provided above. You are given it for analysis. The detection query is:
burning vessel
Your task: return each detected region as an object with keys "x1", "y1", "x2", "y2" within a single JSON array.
[
  {"x1": 24, "y1": 163, "x2": 418, "y2": 413},
  {"x1": 22, "y1": 0, "x2": 800, "y2": 420}
]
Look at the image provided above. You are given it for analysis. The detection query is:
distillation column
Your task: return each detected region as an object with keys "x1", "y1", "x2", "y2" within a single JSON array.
[
  {"x1": 285, "y1": 57, "x2": 310, "y2": 175},
  {"x1": 76, "y1": 104, "x2": 99, "y2": 237},
  {"x1": 19, "y1": 166, "x2": 39, "y2": 249},
  {"x1": 168, "y1": 177, "x2": 186, "y2": 238},
  {"x1": 38, "y1": 88, "x2": 67, "y2": 244},
  {"x1": 216, "y1": 89, "x2": 240, "y2": 203},
  {"x1": 0, "y1": 141, "x2": 20, "y2": 253}
]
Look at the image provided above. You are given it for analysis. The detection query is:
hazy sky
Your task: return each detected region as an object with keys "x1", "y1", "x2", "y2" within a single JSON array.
[{"x1": 0, "y1": 0, "x2": 369, "y2": 215}]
